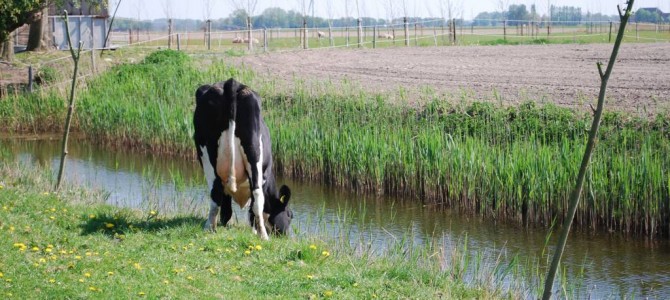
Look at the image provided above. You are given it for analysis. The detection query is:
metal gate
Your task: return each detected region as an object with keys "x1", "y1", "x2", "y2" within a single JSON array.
[{"x1": 51, "y1": 15, "x2": 108, "y2": 50}]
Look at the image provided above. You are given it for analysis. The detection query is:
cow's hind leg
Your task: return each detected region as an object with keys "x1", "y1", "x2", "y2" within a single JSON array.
[{"x1": 204, "y1": 177, "x2": 225, "y2": 232}]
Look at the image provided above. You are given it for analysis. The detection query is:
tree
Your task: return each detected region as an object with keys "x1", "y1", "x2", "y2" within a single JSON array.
[
  {"x1": 507, "y1": 4, "x2": 529, "y2": 25},
  {"x1": 0, "y1": 1, "x2": 50, "y2": 60}
]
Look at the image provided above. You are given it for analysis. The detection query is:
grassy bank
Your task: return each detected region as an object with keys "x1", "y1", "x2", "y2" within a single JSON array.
[
  {"x1": 0, "y1": 154, "x2": 513, "y2": 298},
  {"x1": 0, "y1": 50, "x2": 668, "y2": 237}
]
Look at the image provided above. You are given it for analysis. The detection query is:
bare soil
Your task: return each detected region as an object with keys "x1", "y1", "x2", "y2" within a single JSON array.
[{"x1": 231, "y1": 43, "x2": 670, "y2": 115}]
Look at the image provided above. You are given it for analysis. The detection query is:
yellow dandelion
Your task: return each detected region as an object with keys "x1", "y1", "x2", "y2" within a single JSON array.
[
  {"x1": 244, "y1": 250, "x2": 251, "y2": 255},
  {"x1": 0, "y1": 184, "x2": 3, "y2": 189},
  {"x1": 198, "y1": 247, "x2": 205, "y2": 251},
  {"x1": 138, "y1": 292, "x2": 146, "y2": 296},
  {"x1": 309, "y1": 244, "x2": 317, "y2": 250},
  {"x1": 62, "y1": 209, "x2": 68, "y2": 212},
  {"x1": 89, "y1": 214, "x2": 96, "y2": 219},
  {"x1": 133, "y1": 263, "x2": 142, "y2": 270},
  {"x1": 33, "y1": 263, "x2": 40, "y2": 267},
  {"x1": 48, "y1": 278, "x2": 55, "y2": 283},
  {"x1": 88, "y1": 286, "x2": 97, "y2": 291},
  {"x1": 324, "y1": 290, "x2": 333, "y2": 297},
  {"x1": 42, "y1": 192, "x2": 49, "y2": 195},
  {"x1": 47, "y1": 244, "x2": 54, "y2": 248},
  {"x1": 59, "y1": 250, "x2": 67, "y2": 254},
  {"x1": 208, "y1": 268, "x2": 215, "y2": 275},
  {"x1": 84, "y1": 273, "x2": 91, "y2": 278},
  {"x1": 163, "y1": 280, "x2": 170, "y2": 284},
  {"x1": 39, "y1": 258, "x2": 46, "y2": 263},
  {"x1": 45, "y1": 248, "x2": 52, "y2": 253},
  {"x1": 13, "y1": 242, "x2": 25, "y2": 248},
  {"x1": 50, "y1": 255, "x2": 57, "y2": 261},
  {"x1": 254, "y1": 245, "x2": 262, "y2": 251},
  {"x1": 248, "y1": 245, "x2": 254, "y2": 250},
  {"x1": 9, "y1": 226, "x2": 14, "y2": 231},
  {"x1": 75, "y1": 255, "x2": 82, "y2": 260},
  {"x1": 321, "y1": 251, "x2": 330, "y2": 257},
  {"x1": 189, "y1": 243, "x2": 194, "y2": 246},
  {"x1": 105, "y1": 223, "x2": 114, "y2": 229},
  {"x1": 50, "y1": 208, "x2": 56, "y2": 212},
  {"x1": 107, "y1": 271, "x2": 114, "y2": 276},
  {"x1": 0, "y1": 272, "x2": 3, "y2": 277},
  {"x1": 32, "y1": 246, "x2": 40, "y2": 252},
  {"x1": 306, "y1": 274, "x2": 314, "y2": 280},
  {"x1": 187, "y1": 276, "x2": 194, "y2": 281},
  {"x1": 149, "y1": 210, "x2": 157, "y2": 216},
  {"x1": 2, "y1": 206, "x2": 7, "y2": 210},
  {"x1": 79, "y1": 279, "x2": 85, "y2": 283},
  {"x1": 49, "y1": 216, "x2": 55, "y2": 220},
  {"x1": 85, "y1": 252, "x2": 92, "y2": 256},
  {"x1": 353, "y1": 282, "x2": 359, "y2": 287},
  {"x1": 5, "y1": 278, "x2": 13, "y2": 282}
]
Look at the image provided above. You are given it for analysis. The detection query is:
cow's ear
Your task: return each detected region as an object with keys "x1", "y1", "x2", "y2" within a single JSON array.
[{"x1": 279, "y1": 185, "x2": 291, "y2": 206}]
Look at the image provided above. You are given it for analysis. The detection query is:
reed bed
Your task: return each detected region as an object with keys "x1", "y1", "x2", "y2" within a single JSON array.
[{"x1": 1, "y1": 49, "x2": 668, "y2": 237}]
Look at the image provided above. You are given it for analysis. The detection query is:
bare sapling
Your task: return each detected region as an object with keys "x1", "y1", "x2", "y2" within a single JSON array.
[
  {"x1": 55, "y1": 11, "x2": 84, "y2": 191},
  {"x1": 541, "y1": 1, "x2": 635, "y2": 299}
]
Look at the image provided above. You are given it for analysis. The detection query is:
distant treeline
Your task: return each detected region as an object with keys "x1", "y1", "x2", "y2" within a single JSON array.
[
  {"x1": 112, "y1": 5, "x2": 667, "y2": 32},
  {"x1": 113, "y1": 7, "x2": 429, "y2": 32}
]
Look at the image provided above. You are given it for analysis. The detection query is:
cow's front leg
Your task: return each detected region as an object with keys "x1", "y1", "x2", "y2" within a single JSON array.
[{"x1": 252, "y1": 189, "x2": 269, "y2": 240}]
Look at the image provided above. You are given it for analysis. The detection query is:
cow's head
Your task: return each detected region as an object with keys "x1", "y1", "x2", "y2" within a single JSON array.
[{"x1": 269, "y1": 185, "x2": 293, "y2": 236}]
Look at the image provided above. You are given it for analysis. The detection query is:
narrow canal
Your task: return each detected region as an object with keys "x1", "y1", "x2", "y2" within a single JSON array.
[{"x1": 2, "y1": 137, "x2": 668, "y2": 298}]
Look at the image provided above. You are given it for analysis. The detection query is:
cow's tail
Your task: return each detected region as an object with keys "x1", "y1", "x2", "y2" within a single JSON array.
[{"x1": 223, "y1": 78, "x2": 239, "y2": 193}]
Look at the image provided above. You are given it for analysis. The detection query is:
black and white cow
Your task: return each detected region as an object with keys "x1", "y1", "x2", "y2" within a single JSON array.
[{"x1": 193, "y1": 78, "x2": 293, "y2": 240}]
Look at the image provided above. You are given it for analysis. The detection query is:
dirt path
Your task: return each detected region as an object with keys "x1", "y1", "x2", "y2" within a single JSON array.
[{"x1": 231, "y1": 43, "x2": 670, "y2": 115}]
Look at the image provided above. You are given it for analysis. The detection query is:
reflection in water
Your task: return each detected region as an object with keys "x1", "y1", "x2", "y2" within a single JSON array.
[{"x1": 2, "y1": 137, "x2": 669, "y2": 298}]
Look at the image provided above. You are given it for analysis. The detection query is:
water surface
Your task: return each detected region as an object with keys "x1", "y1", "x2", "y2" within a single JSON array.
[{"x1": 2, "y1": 137, "x2": 669, "y2": 298}]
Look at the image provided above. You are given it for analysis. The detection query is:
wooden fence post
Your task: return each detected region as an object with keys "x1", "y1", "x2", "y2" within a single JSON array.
[
  {"x1": 177, "y1": 33, "x2": 181, "y2": 50},
  {"x1": 90, "y1": 49, "x2": 96, "y2": 73},
  {"x1": 357, "y1": 18, "x2": 362, "y2": 48},
  {"x1": 168, "y1": 19, "x2": 172, "y2": 49},
  {"x1": 503, "y1": 19, "x2": 507, "y2": 41},
  {"x1": 609, "y1": 21, "x2": 613, "y2": 42},
  {"x1": 373, "y1": 26, "x2": 377, "y2": 48},
  {"x1": 404, "y1": 17, "x2": 409, "y2": 46},
  {"x1": 207, "y1": 19, "x2": 211, "y2": 50},
  {"x1": 263, "y1": 28, "x2": 267, "y2": 52},
  {"x1": 414, "y1": 23, "x2": 418, "y2": 46},
  {"x1": 28, "y1": 66, "x2": 33, "y2": 93},
  {"x1": 247, "y1": 17, "x2": 253, "y2": 51}
]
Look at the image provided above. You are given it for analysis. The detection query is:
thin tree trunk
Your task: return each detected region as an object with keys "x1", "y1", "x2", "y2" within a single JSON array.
[
  {"x1": 1, "y1": 37, "x2": 14, "y2": 61},
  {"x1": 26, "y1": 6, "x2": 50, "y2": 51},
  {"x1": 541, "y1": 2, "x2": 635, "y2": 299},
  {"x1": 55, "y1": 11, "x2": 83, "y2": 191}
]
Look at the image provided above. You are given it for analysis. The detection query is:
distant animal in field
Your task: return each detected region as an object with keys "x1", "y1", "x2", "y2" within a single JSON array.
[
  {"x1": 378, "y1": 33, "x2": 394, "y2": 39},
  {"x1": 317, "y1": 31, "x2": 326, "y2": 38},
  {"x1": 193, "y1": 78, "x2": 293, "y2": 240},
  {"x1": 243, "y1": 37, "x2": 259, "y2": 44},
  {"x1": 232, "y1": 36, "x2": 243, "y2": 43}
]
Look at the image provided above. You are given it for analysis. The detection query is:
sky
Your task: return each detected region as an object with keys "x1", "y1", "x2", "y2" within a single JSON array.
[{"x1": 113, "y1": 0, "x2": 670, "y2": 21}]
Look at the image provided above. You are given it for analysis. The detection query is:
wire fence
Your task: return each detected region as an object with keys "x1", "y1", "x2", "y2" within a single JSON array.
[{"x1": 6, "y1": 18, "x2": 670, "y2": 98}]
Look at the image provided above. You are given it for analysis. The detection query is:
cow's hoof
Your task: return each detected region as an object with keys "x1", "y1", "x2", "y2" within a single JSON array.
[{"x1": 204, "y1": 222, "x2": 217, "y2": 233}]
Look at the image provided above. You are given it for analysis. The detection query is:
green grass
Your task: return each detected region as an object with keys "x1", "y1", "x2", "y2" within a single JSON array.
[
  {"x1": 0, "y1": 158, "x2": 508, "y2": 299},
  {"x1": 1, "y1": 49, "x2": 668, "y2": 238}
]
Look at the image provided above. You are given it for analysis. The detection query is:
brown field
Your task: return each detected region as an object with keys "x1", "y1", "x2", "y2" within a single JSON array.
[{"x1": 231, "y1": 42, "x2": 670, "y2": 115}]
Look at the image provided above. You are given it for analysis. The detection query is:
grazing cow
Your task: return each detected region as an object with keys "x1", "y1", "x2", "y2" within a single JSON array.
[
  {"x1": 193, "y1": 78, "x2": 293, "y2": 240},
  {"x1": 232, "y1": 36, "x2": 243, "y2": 43},
  {"x1": 317, "y1": 31, "x2": 326, "y2": 38}
]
